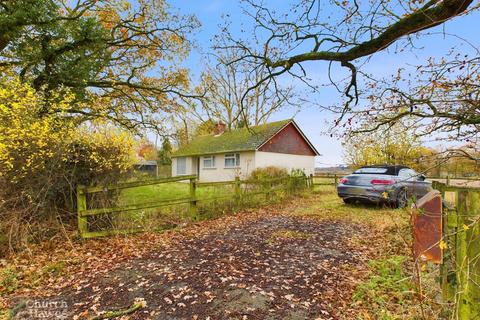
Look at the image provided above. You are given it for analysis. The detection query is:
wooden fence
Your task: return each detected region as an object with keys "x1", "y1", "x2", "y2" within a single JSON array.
[
  {"x1": 312, "y1": 173, "x2": 339, "y2": 186},
  {"x1": 433, "y1": 181, "x2": 480, "y2": 319},
  {"x1": 77, "y1": 175, "x2": 311, "y2": 239}
]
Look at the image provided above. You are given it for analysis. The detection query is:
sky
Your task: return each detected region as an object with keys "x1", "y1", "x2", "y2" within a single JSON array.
[{"x1": 172, "y1": 0, "x2": 480, "y2": 167}]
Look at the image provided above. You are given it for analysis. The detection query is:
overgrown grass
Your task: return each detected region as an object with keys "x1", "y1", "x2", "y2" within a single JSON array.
[
  {"x1": 87, "y1": 179, "x2": 308, "y2": 233},
  {"x1": 312, "y1": 176, "x2": 338, "y2": 185},
  {"x1": 294, "y1": 185, "x2": 408, "y2": 231},
  {"x1": 353, "y1": 256, "x2": 414, "y2": 319},
  {"x1": 0, "y1": 268, "x2": 19, "y2": 294}
]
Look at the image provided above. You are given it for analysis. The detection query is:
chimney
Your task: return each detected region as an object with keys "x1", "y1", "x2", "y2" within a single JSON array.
[{"x1": 214, "y1": 121, "x2": 226, "y2": 135}]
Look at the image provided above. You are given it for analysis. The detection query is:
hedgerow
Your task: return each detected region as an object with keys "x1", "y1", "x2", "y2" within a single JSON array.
[{"x1": 0, "y1": 77, "x2": 135, "y2": 254}]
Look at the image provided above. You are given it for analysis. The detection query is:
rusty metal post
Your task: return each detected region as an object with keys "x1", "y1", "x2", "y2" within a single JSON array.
[{"x1": 412, "y1": 190, "x2": 443, "y2": 264}]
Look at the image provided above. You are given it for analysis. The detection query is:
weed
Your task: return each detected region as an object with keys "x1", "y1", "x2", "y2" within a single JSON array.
[
  {"x1": 0, "y1": 307, "x2": 11, "y2": 320},
  {"x1": 42, "y1": 261, "x2": 65, "y2": 277},
  {"x1": 0, "y1": 268, "x2": 19, "y2": 294},
  {"x1": 353, "y1": 256, "x2": 414, "y2": 318}
]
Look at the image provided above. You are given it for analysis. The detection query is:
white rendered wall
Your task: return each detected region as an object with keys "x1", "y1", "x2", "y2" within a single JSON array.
[
  {"x1": 254, "y1": 151, "x2": 315, "y2": 176},
  {"x1": 197, "y1": 151, "x2": 255, "y2": 182}
]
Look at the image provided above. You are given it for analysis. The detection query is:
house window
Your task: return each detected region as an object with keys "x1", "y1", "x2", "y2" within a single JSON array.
[
  {"x1": 203, "y1": 155, "x2": 216, "y2": 168},
  {"x1": 225, "y1": 153, "x2": 240, "y2": 168},
  {"x1": 176, "y1": 157, "x2": 186, "y2": 175}
]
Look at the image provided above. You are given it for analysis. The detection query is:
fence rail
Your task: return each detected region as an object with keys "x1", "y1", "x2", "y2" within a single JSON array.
[
  {"x1": 312, "y1": 174, "x2": 339, "y2": 186},
  {"x1": 77, "y1": 175, "x2": 311, "y2": 239},
  {"x1": 83, "y1": 175, "x2": 198, "y2": 193}
]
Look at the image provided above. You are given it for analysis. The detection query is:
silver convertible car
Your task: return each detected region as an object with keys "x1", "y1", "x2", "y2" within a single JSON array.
[{"x1": 337, "y1": 165, "x2": 432, "y2": 208}]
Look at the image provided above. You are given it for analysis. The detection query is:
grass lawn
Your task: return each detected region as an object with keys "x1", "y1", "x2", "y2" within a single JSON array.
[
  {"x1": 92, "y1": 178, "x2": 409, "y2": 232},
  {"x1": 303, "y1": 185, "x2": 408, "y2": 228},
  {"x1": 118, "y1": 182, "x2": 190, "y2": 205},
  {"x1": 106, "y1": 182, "x2": 239, "y2": 230},
  {"x1": 118, "y1": 182, "x2": 234, "y2": 206}
]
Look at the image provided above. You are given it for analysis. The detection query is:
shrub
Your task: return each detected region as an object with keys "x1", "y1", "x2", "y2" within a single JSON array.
[
  {"x1": 0, "y1": 77, "x2": 135, "y2": 254},
  {"x1": 248, "y1": 166, "x2": 308, "y2": 197},
  {"x1": 287, "y1": 169, "x2": 308, "y2": 192},
  {"x1": 249, "y1": 166, "x2": 289, "y2": 180}
]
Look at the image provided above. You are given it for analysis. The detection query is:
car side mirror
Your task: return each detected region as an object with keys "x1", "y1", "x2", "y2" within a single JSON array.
[{"x1": 417, "y1": 175, "x2": 426, "y2": 181}]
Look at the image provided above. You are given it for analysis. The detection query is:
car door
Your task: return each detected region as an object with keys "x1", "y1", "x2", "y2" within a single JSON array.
[
  {"x1": 401, "y1": 168, "x2": 430, "y2": 199},
  {"x1": 398, "y1": 169, "x2": 415, "y2": 198},
  {"x1": 410, "y1": 170, "x2": 432, "y2": 199}
]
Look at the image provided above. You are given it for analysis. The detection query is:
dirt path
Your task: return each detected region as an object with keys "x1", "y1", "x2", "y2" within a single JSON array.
[
  {"x1": 68, "y1": 218, "x2": 369, "y2": 319},
  {"x1": 9, "y1": 194, "x2": 384, "y2": 320}
]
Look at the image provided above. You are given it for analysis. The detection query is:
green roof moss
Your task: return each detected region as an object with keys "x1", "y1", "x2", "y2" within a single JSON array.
[{"x1": 172, "y1": 119, "x2": 291, "y2": 157}]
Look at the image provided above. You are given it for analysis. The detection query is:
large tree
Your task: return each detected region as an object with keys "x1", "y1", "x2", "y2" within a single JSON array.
[
  {"x1": 0, "y1": 0, "x2": 199, "y2": 132},
  {"x1": 217, "y1": 0, "x2": 478, "y2": 113},
  {"x1": 343, "y1": 53, "x2": 480, "y2": 141},
  {"x1": 196, "y1": 50, "x2": 298, "y2": 129}
]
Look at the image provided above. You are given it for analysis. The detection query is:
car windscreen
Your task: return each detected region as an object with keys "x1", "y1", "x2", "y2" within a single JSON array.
[{"x1": 353, "y1": 167, "x2": 389, "y2": 174}]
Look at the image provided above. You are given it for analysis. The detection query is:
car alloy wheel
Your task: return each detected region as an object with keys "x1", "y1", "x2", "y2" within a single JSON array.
[{"x1": 396, "y1": 188, "x2": 408, "y2": 208}]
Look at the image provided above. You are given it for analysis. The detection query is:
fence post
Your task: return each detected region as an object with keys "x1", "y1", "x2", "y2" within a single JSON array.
[
  {"x1": 456, "y1": 190, "x2": 469, "y2": 319},
  {"x1": 189, "y1": 177, "x2": 197, "y2": 220},
  {"x1": 455, "y1": 190, "x2": 480, "y2": 320},
  {"x1": 266, "y1": 179, "x2": 272, "y2": 201},
  {"x1": 468, "y1": 191, "x2": 480, "y2": 319},
  {"x1": 334, "y1": 174, "x2": 338, "y2": 185},
  {"x1": 234, "y1": 176, "x2": 241, "y2": 207},
  {"x1": 309, "y1": 174, "x2": 314, "y2": 190},
  {"x1": 77, "y1": 185, "x2": 88, "y2": 238},
  {"x1": 446, "y1": 175, "x2": 450, "y2": 186},
  {"x1": 436, "y1": 183, "x2": 451, "y2": 301}
]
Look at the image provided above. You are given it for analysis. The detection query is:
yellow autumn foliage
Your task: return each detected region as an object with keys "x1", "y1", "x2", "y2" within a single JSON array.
[
  {"x1": 342, "y1": 123, "x2": 436, "y2": 173},
  {"x1": 0, "y1": 77, "x2": 135, "y2": 252},
  {"x1": 0, "y1": 78, "x2": 73, "y2": 183}
]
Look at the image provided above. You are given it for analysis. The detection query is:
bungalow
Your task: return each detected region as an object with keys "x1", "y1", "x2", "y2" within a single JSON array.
[{"x1": 171, "y1": 119, "x2": 320, "y2": 182}]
